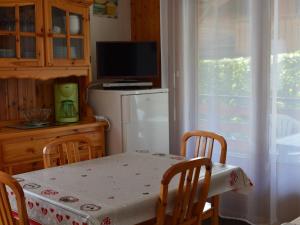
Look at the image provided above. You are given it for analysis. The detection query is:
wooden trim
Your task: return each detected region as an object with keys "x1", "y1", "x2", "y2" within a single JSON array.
[
  {"x1": 52, "y1": 33, "x2": 67, "y2": 38},
  {"x1": 0, "y1": 31, "x2": 17, "y2": 35},
  {"x1": 66, "y1": 10, "x2": 71, "y2": 60},
  {"x1": 0, "y1": 121, "x2": 106, "y2": 140},
  {"x1": 0, "y1": 144, "x2": 4, "y2": 171},
  {"x1": 19, "y1": 32, "x2": 36, "y2": 37},
  {"x1": 15, "y1": 5, "x2": 20, "y2": 59},
  {"x1": 70, "y1": 34, "x2": 84, "y2": 39},
  {"x1": 36, "y1": 0, "x2": 44, "y2": 66},
  {"x1": 0, "y1": 66, "x2": 90, "y2": 79}
]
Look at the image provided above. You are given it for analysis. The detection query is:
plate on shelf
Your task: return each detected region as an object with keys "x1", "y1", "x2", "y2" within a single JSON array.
[
  {"x1": 7, "y1": 122, "x2": 50, "y2": 130},
  {"x1": 23, "y1": 121, "x2": 50, "y2": 128}
]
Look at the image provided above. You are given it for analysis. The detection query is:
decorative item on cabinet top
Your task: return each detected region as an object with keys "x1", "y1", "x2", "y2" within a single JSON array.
[{"x1": 22, "y1": 108, "x2": 52, "y2": 127}]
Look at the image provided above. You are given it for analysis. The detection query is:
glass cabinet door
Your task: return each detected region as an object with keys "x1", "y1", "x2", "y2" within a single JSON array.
[
  {"x1": 0, "y1": 1, "x2": 43, "y2": 66},
  {"x1": 45, "y1": 0, "x2": 89, "y2": 66},
  {"x1": 20, "y1": 4, "x2": 36, "y2": 59},
  {"x1": 0, "y1": 7, "x2": 16, "y2": 58}
]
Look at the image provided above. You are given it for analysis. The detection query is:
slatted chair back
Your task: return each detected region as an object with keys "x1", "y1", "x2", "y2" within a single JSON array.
[
  {"x1": 156, "y1": 157, "x2": 212, "y2": 225},
  {"x1": 180, "y1": 130, "x2": 227, "y2": 225},
  {"x1": 0, "y1": 171, "x2": 29, "y2": 225},
  {"x1": 180, "y1": 130, "x2": 227, "y2": 164},
  {"x1": 43, "y1": 135, "x2": 93, "y2": 168}
]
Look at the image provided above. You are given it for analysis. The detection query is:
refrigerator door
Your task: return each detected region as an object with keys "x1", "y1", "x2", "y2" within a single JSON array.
[{"x1": 122, "y1": 92, "x2": 169, "y2": 154}]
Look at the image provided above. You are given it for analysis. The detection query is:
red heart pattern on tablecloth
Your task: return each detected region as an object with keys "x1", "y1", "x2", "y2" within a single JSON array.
[
  {"x1": 50, "y1": 208, "x2": 54, "y2": 213},
  {"x1": 27, "y1": 201, "x2": 34, "y2": 209},
  {"x1": 101, "y1": 217, "x2": 112, "y2": 225},
  {"x1": 35, "y1": 202, "x2": 39, "y2": 207},
  {"x1": 41, "y1": 208, "x2": 48, "y2": 215},
  {"x1": 72, "y1": 221, "x2": 79, "y2": 225},
  {"x1": 41, "y1": 189, "x2": 59, "y2": 196},
  {"x1": 229, "y1": 170, "x2": 239, "y2": 186},
  {"x1": 65, "y1": 215, "x2": 70, "y2": 220},
  {"x1": 56, "y1": 214, "x2": 63, "y2": 223}
]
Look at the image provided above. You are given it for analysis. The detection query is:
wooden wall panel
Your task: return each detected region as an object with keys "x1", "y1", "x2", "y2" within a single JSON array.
[
  {"x1": 18, "y1": 79, "x2": 36, "y2": 115},
  {"x1": 7, "y1": 79, "x2": 18, "y2": 120},
  {"x1": 36, "y1": 79, "x2": 55, "y2": 109},
  {"x1": 0, "y1": 79, "x2": 55, "y2": 121},
  {"x1": 0, "y1": 76, "x2": 89, "y2": 122},
  {"x1": 131, "y1": 0, "x2": 160, "y2": 41},
  {"x1": 0, "y1": 80, "x2": 8, "y2": 120}
]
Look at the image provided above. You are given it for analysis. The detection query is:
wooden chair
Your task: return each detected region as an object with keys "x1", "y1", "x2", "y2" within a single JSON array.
[
  {"x1": 180, "y1": 130, "x2": 227, "y2": 225},
  {"x1": 156, "y1": 157, "x2": 212, "y2": 225},
  {"x1": 43, "y1": 135, "x2": 93, "y2": 168},
  {"x1": 0, "y1": 171, "x2": 30, "y2": 225}
]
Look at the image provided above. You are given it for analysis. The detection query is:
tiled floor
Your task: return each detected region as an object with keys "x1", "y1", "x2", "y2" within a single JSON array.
[{"x1": 203, "y1": 218, "x2": 250, "y2": 225}]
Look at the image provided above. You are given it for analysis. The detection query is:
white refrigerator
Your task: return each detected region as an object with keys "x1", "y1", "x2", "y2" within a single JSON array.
[{"x1": 88, "y1": 88, "x2": 169, "y2": 155}]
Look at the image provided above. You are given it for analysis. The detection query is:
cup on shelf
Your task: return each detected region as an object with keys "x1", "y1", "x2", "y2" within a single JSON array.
[
  {"x1": 70, "y1": 15, "x2": 80, "y2": 35},
  {"x1": 53, "y1": 25, "x2": 62, "y2": 34}
]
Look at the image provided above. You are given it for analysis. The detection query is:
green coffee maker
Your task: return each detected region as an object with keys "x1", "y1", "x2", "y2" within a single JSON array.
[{"x1": 54, "y1": 83, "x2": 79, "y2": 123}]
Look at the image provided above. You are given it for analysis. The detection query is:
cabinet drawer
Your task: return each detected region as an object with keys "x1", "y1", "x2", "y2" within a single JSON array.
[
  {"x1": 2, "y1": 139, "x2": 51, "y2": 163},
  {"x1": 82, "y1": 130, "x2": 104, "y2": 147}
]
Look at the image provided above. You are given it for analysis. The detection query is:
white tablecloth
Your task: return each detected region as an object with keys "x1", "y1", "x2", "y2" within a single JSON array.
[{"x1": 8, "y1": 152, "x2": 253, "y2": 225}]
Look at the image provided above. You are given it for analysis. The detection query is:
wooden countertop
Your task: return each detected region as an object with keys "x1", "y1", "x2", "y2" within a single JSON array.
[{"x1": 0, "y1": 120, "x2": 107, "y2": 140}]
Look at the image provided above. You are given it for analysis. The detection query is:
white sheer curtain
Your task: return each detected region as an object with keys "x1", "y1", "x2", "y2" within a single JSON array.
[{"x1": 161, "y1": 0, "x2": 300, "y2": 224}]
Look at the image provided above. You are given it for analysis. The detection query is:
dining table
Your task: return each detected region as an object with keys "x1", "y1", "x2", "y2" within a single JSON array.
[{"x1": 8, "y1": 151, "x2": 253, "y2": 225}]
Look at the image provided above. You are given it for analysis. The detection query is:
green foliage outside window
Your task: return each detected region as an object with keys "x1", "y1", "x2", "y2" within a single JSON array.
[{"x1": 198, "y1": 51, "x2": 300, "y2": 98}]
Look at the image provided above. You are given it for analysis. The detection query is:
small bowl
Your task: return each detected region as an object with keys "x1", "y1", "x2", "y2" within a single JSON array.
[{"x1": 22, "y1": 108, "x2": 51, "y2": 125}]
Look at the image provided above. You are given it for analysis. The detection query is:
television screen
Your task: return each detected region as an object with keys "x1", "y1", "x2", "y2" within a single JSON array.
[{"x1": 96, "y1": 41, "x2": 158, "y2": 79}]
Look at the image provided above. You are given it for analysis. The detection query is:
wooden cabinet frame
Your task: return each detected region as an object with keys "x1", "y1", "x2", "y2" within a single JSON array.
[
  {"x1": 44, "y1": 0, "x2": 91, "y2": 67},
  {"x1": 0, "y1": 0, "x2": 97, "y2": 174},
  {"x1": 0, "y1": 0, "x2": 92, "y2": 69},
  {"x1": 0, "y1": 0, "x2": 44, "y2": 67}
]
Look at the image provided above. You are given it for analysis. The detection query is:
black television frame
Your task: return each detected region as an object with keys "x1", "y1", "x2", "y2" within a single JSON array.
[{"x1": 96, "y1": 41, "x2": 160, "y2": 83}]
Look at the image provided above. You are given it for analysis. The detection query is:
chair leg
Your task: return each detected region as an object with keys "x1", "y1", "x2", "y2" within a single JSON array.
[{"x1": 211, "y1": 196, "x2": 219, "y2": 225}]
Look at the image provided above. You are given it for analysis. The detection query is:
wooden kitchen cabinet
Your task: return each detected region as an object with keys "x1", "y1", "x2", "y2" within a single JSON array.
[
  {"x1": 0, "y1": 0, "x2": 91, "y2": 69},
  {"x1": 44, "y1": 0, "x2": 91, "y2": 66},
  {"x1": 0, "y1": 0, "x2": 44, "y2": 67},
  {"x1": 0, "y1": 0, "x2": 103, "y2": 175},
  {"x1": 0, "y1": 0, "x2": 93, "y2": 118},
  {"x1": 0, "y1": 121, "x2": 107, "y2": 175}
]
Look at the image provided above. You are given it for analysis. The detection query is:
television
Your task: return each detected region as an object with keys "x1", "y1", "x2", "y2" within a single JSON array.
[{"x1": 96, "y1": 41, "x2": 158, "y2": 80}]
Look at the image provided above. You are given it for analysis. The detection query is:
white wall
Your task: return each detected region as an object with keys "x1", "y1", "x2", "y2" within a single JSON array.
[{"x1": 89, "y1": 0, "x2": 131, "y2": 80}]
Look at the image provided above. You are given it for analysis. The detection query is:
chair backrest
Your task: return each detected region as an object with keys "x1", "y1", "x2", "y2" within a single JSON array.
[
  {"x1": 0, "y1": 171, "x2": 29, "y2": 225},
  {"x1": 43, "y1": 135, "x2": 93, "y2": 168},
  {"x1": 276, "y1": 114, "x2": 300, "y2": 138},
  {"x1": 180, "y1": 130, "x2": 227, "y2": 164},
  {"x1": 156, "y1": 157, "x2": 212, "y2": 225}
]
